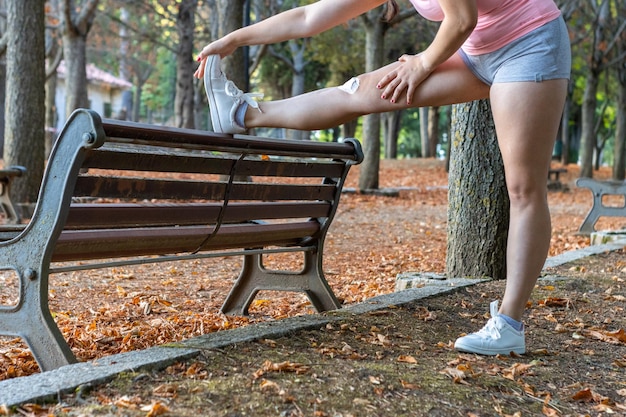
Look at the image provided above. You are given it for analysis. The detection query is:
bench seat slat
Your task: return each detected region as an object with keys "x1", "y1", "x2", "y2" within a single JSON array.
[
  {"x1": 65, "y1": 202, "x2": 331, "y2": 228},
  {"x1": 51, "y1": 221, "x2": 320, "y2": 262},
  {"x1": 73, "y1": 176, "x2": 337, "y2": 201},
  {"x1": 84, "y1": 148, "x2": 347, "y2": 178}
]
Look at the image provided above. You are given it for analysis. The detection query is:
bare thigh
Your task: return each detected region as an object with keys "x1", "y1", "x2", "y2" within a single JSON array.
[
  {"x1": 355, "y1": 53, "x2": 491, "y2": 112},
  {"x1": 490, "y1": 79, "x2": 568, "y2": 192}
]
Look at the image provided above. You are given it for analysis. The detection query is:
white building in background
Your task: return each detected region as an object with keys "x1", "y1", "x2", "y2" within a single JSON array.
[{"x1": 54, "y1": 61, "x2": 132, "y2": 131}]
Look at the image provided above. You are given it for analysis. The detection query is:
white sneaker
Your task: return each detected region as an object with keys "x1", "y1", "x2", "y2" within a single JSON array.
[
  {"x1": 203, "y1": 55, "x2": 263, "y2": 134},
  {"x1": 454, "y1": 301, "x2": 525, "y2": 356}
]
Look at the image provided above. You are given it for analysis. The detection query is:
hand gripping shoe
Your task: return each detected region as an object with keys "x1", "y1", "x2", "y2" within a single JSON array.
[
  {"x1": 203, "y1": 54, "x2": 263, "y2": 134},
  {"x1": 454, "y1": 301, "x2": 526, "y2": 356}
]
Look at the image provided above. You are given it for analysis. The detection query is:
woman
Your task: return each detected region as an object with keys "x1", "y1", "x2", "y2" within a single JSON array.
[{"x1": 194, "y1": 0, "x2": 571, "y2": 356}]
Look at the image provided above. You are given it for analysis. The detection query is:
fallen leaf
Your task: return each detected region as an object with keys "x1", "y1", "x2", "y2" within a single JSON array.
[
  {"x1": 142, "y1": 401, "x2": 170, "y2": 417},
  {"x1": 397, "y1": 355, "x2": 417, "y2": 364}
]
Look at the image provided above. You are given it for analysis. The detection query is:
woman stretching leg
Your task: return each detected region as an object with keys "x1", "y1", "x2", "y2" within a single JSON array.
[{"x1": 195, "y1": 0, "x2": 571, "y2": 356}]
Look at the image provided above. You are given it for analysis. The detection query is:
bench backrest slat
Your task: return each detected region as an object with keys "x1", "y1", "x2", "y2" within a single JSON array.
[
  {"x1": 65, "y1": 202, "x2": 331, "y2": 229},
  {"x1": 84, "y1": 148, "x2": 347, "y2": 178},
  {"x1": 73, "y1": 176, "x2": 338, "y2": 201},
  {"x1": 52, "y1": 221, "x2": 319, "y2": 262}
]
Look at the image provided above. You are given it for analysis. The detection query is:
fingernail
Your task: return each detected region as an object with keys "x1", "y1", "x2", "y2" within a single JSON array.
[
  {"x1": 381, "y1": 95, "x2": 386, "y2": 99},
  {"x1": 196, "y1": 56, "x2": 201, "y2": 62},
  {"x1": 391, "y1": 99, "x2": 395, "y2": 103},
  {"x1": 376, "y1": 84, "x2": 381, "y2": 89}
]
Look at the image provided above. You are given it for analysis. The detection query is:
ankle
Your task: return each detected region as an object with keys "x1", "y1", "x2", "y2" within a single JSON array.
[
  {"x1": 234, "y1": 102, "x2": 248, "y2": 129},
  {"x1": 498, "y1": 313, "x2": 523, "y2": 331}
]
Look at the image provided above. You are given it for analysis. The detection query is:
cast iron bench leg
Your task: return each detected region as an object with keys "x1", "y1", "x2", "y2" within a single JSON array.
[
  {"x1": 0, "y1": 265, "x2": 76, "y2": 371},
  {"x1": 576, "y1": 178, "x2": 626, "y2": 234},
  {"x1": 221, "y1": 249, "x2": 341, "y2": 316}
]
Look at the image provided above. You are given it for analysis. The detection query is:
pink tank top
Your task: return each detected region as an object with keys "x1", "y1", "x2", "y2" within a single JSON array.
[{"x1": 409, "y1": 0, "x2": 562, "y2": 54}]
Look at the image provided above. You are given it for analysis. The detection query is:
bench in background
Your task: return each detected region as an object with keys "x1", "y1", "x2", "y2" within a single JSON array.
[
  {"x1": 576, "y1": 177, "x2": 626, "y2": 234},
  {"x1": 0, "y1": 109, "x2": 363, "y2": 372},
  {"x1": 0, "y1": 166, "x2": 25, "y2": 224}
]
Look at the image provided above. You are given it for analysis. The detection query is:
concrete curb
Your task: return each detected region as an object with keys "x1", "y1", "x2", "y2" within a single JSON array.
[{"x1": 1, "y1": 241, "x2": 624, "y2": 407}]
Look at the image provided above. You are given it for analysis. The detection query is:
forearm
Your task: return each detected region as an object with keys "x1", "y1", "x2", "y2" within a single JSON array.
[{"x1": 223, "y1": 7, "x2": 311, "y2": 50}]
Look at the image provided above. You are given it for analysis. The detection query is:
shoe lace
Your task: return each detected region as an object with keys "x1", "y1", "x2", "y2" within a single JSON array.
[
  {"x1": 475, "y1": 318, "x2": 501, "y2": 340},
  {"x1": 224, "y1": 79, "x2": 263, "y2": 112}
]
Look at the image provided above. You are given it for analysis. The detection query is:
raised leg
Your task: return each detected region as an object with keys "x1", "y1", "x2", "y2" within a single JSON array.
[{"x1": 242, "y1": 54, "x2": 490, "y2": 131}]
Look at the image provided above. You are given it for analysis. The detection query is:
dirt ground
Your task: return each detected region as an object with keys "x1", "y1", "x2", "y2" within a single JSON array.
[
  {"x1": 15, "y1": 250, "x2": 626, "y2": 417},
  {"x1": 2, "y1": 159, "x2": 626, "y2": 416}
]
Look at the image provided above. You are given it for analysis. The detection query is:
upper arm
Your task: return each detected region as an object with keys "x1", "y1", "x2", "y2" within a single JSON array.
[{"x1": 437, "y1": 0, "x2": 477, "y2": 33}]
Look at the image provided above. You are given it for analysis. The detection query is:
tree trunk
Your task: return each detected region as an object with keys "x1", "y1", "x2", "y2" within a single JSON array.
[
  {"x1": 118, "y1": 7, "x2": 132, "y2": 121},
  {"x1": 419, "y1": 107, "x2": 430, "y2": 157},
  {"x1": 358, "y1": 8, "x2": 386, "y2": 191},
  {"x1": 428, "y1": 106, "x2": 439, "y2": 157},
  {"x1": 447, "y1": 100, "x2": 509, "y2": 280},
  {"x1": 579, "y1": 73, "x2": 599, "y2": 177},
  {"x1": 4, "y1": 0, "x2": 46, "y2": 211},
  {"x1": 614, "y1": 64, "x2": 626, "y2": 180},
  {"x1": 218, "y1": 0, "x2": 246, "y2": 91},
  {"x1": 174, "y1": 0, "x2": 197, "y2": 129},
  {"x1": 61, "y1": 33, "x2": 89, "y2": 116},
  {"x1": 612, "y1": 13, "x2": 626, "y2": 180},
  {"x1": 286, "y1": 40, "x2": 309, "y2": 140},
  {"x1": 59, "y1": 0, "x2": 99, "y2": 118},
  {"x1": 383, "y1": 110, "x2": 401, "y2": 159},
  {"x1": 560, "y1": 92, "x2": 571, "y2": 165},
  {"x1": 0, "y1": 61, "x2": 6, "y2": 156}
]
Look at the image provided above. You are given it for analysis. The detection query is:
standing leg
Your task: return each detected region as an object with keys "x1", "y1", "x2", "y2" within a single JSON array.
[
  {"x1": 491, "y1": 79, "x2": 569, "y2": 321},
  {"x1": 454, "y1": 79, "x2": 568, "y2": 356}
]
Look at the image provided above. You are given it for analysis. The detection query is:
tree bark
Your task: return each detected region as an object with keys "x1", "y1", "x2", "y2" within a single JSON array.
[
  {"x1": 59, "y1": 0, "x2": 99, "y2": 117},
  {"x1": 4, "y1": 0, "x2": 46, "y2": 210},
  {"x1": 218, "y1": 0, "x2": 246, "y2": 90},
  {"x1": 419, "y1": 107, "x2": 430, "y2": 157},
  {"x1": 383, "y1": 110, "x2": 402, "y2": 159},
  {"x1": 174, "y1": 0, "x2": 197, "y2": 129},
  {"x1": 428, "y1": 106, "x2": 439, "y2": 157},
  {"x1": 614, "y1": 63, "x2": 626, "y2": 180},
  {"x1": 447, "y1": 100, "x2": 509, "y2": 280},
  {"x1": 579, "y1": 73, "x2": 599, "y2": 177},
  {"x1": 358, "y1": 8, "x2": 386, "y2": 191},
  {"x1": 612, "y1": 8, "x2": 626, "y2": 180}
]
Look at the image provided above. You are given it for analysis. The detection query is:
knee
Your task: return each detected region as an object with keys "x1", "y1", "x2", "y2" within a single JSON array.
[{"x1": 506, "y1": 180, "x2": 547, "y2": 208}]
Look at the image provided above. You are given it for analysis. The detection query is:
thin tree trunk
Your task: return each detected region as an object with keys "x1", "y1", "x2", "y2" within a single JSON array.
[
  {"x1": 614, "y1": 77, "x2": 626, "y2": 180},
  {"x1": 420, "y1": 107, "x2": 429, "y2": 157},
  {"x1": 580, "y1": 74, "x2": 599, "y2": 177},
  {"x1": 174, "y1": 0, "x2": 197, "y2": 129},
  {"x1": 428, "y1": 106, "x2": 439, "y2": 157},
  {"x1": 383, "y1": 110, "x2": 401, "y2": 159}
]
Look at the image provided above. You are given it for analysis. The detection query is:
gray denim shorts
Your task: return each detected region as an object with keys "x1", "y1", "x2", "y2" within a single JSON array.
[{"x1": 459, "y1": 17, "x2": 571, "y2": 85}]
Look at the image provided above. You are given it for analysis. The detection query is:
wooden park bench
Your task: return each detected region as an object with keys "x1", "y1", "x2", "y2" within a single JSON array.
[
  {"x1": 0, "y1": 165, "x2": 26, "y2": 224},
  {"x1": 547, "y1": 167, "x2": 567, "y2": 190},
  {"x1": 0, "y1": 109, "x2": 363, "y2": 372},
  {"x1": 576, "y1": 177, "x2": 626, "y2": 234}
]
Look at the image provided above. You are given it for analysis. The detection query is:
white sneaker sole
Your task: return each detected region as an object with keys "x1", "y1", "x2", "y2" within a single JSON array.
[
  {"x1": 454, "y1": 340, "x2": 525, "y2": 356},
  {"x1": 204, "y1": 55, "x2": 224, "y2": 133}
]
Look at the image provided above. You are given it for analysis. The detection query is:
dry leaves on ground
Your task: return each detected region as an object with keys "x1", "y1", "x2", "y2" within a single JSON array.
[{"x1": 0, "y1": 159, "x2": 624, "y2": 381}]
